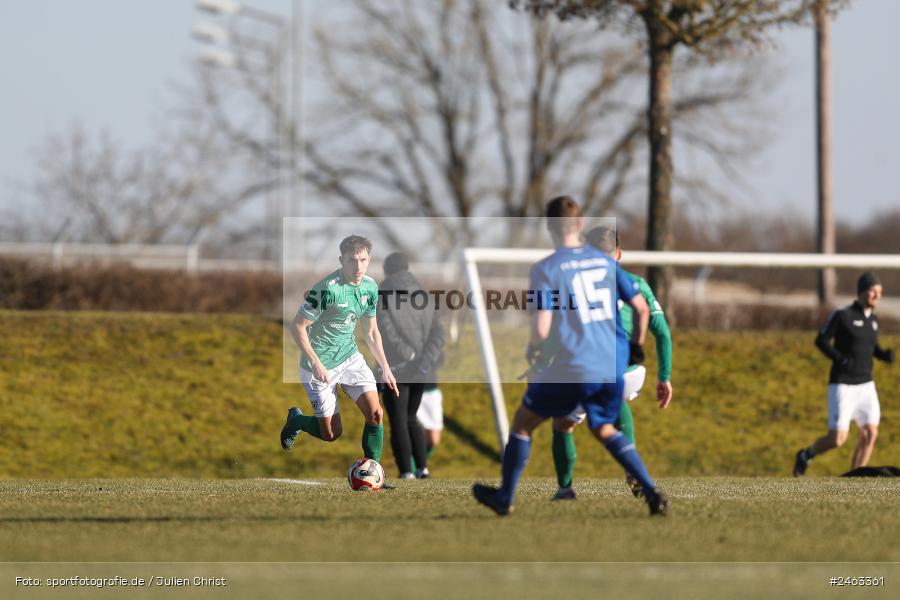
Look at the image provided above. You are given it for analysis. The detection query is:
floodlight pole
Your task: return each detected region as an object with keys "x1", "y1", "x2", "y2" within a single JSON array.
[
  {"x1": 193, "y1": 0, "x2": 294, "y2": 265},
  {"x1": 290, "y1": 0, "x2": 304, "y2": 265}
]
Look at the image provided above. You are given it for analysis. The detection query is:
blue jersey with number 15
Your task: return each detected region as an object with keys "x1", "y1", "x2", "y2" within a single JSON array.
[{"x1": 528, "y1": 245, "x2": 639, "y2": 384}]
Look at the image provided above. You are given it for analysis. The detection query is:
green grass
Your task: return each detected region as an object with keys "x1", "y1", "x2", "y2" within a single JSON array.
[
  {"x1": 3, "y1": 311, "x2": 899, "y2": 597},
  {"x1": 4, "y1": 477, "x2": 900, "y2": 562},
  {"x1": 1, "y1": 310, "x2": 899, "y2": 479},
  {"x1": 1, "y1": 478, "x2": 899, "y2": 599}
]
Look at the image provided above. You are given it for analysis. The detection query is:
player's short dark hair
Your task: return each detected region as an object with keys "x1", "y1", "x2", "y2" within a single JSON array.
[
  {"x1": 383, "y1": 251, "x2": 409, "y2": 276},
  {"x1": 339, "y1": 235, "x2": 373, "y2": 257},
  {"x1": 585, "y1": 226, "x2": 619, "y2": 254},
  {"x1": 545, "y1": 196, "x2": 581, "y2": 236},
  {"x1": 857, "y1": 272, "x2": 881, "y2": 294}
]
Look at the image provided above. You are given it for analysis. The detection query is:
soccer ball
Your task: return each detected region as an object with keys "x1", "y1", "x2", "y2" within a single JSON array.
[{"x1": 347, "y1": 458, "x2": 385, "y2": 491}]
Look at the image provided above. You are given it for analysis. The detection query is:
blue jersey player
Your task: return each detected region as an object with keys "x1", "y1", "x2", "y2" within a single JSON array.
[{"x1": 472, "y1": 196, "x2": 669, "y2": 516}]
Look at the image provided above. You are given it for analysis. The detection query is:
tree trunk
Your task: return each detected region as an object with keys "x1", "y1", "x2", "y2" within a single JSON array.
[
  {"x1": 815, "y1": 0, "x2": 836, "y2": 306},
  {"x1": 645, "y1": 29, "x2": 675, "y2": 310}
]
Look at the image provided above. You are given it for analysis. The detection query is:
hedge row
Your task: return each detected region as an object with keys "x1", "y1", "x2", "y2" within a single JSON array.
[
  {"x1": 0, "y1": 258, "x2": 281, "y2": 314},
  {"x1": 1, "y1": 258, "x2": 895, "y2": 330}
]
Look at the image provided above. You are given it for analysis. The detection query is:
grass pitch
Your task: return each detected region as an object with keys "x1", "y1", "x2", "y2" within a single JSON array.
[
  {"x1": 3, "y1": 312, "x2": 899, "y2": 597},
  {"x1": 2, "y1": 478, "x2": 898, "y2": 599}
]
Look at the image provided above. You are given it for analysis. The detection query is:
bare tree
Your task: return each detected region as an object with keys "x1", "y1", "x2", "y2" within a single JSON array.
[
  {"x1": 184, "y1": 0, "x2": 774, "y2": 257},
  {"x1": 27, "y1": 114, "x2": 277, "y2": 248},
  {"x1": 0, "y1": 205, "x2": 32, "y2": 242},
  {"x1": 31, "y1": 126, "x2": 202, "y2": 244},
  {"x1": 514, "y1": 0, "x2": 850, "y2": 308}
]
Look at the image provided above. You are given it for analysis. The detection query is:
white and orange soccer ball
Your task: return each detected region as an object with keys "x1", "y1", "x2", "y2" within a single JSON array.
[{"x1": 347, "y1": 458, "x2": 385, "y2": 491}]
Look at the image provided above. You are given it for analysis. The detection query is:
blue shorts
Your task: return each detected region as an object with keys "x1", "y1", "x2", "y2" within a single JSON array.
[{"x1": 522, "y1": 379, "x2": 625, "y2": 431}]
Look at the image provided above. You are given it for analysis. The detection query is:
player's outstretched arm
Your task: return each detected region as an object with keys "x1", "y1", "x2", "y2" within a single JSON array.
[
  {"x1": 364, "y1": 316, "x2": 399, "y2": 396},
  {"x1": 649, "y1": 313, "x2": 673, "y2": 408},
  {"x1": 291, "y1": 311, "x2": 329, "y2": 383}
]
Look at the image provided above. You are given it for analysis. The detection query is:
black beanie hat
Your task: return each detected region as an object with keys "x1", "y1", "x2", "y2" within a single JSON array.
[
  {"x1": 857, "y1": 272, "x2": 881, "y2": 295},
  {"x1": 384, "y1": 252, "x2": 410, "y2": 276}
]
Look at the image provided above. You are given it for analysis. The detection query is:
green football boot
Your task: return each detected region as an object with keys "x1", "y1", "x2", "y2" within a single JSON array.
[{"x1": 280, "y1": 407, "x2": 303, "y2": 451}]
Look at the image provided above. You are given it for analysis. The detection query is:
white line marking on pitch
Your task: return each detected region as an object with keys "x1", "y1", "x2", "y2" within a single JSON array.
[{"x1": 262, "y1": 478, "x2": 322, "y2": 486}]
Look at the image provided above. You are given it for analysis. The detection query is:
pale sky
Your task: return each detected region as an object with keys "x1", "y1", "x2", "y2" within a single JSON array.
[{"x1": 1, "y1": 0, "x2": 898, "y2": 231}]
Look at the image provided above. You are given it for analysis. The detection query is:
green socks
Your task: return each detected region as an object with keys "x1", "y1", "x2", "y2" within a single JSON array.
[
  {"x1": 552, "y1": 430, "x2": 577, "y2": 489},
  {"x1": 288, "y1": 413, "x2": 383, "y2": 461},
  {"x1": 362, "y1": 422, "x2": 384, "y2": 462},
  {"x1": 290, "y1": 413, "x2": 324, "y2": 440},
  {"x1": 616, "y1": 401, "x2": 636, "y2": 446},
  {"x1": 551, "y1": 404, "x2": 635, "y2": 490},
  {"x1": 286, "y1": 412, "x2": 385, "y2": 461}
]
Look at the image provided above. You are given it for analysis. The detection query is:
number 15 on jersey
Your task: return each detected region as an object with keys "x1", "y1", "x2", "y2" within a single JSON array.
[{"x1": 572, "y1": 268, "x2": 614, "y2": 325}]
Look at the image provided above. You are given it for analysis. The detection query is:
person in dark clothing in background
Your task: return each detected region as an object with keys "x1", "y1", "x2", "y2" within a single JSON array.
[
  {"x1": 377, "y1": 252, "x2": 445, "y2": 479},
  {"x1": 794, "y1": 272, "x2": 895, "y2": 476}
]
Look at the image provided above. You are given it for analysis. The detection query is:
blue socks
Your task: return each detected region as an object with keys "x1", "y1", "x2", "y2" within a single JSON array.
[
  {"x1": 497, "y1": 433, "x2": 531, "y2": 506},
  {"x1": 496, "y1": 430, "x2": 654, "y2": 507},
  {"x1": 604, "y1": 431, "x2": 656, "y2": 491}
]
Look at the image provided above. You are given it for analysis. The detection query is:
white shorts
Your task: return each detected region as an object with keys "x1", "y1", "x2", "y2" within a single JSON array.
[
  {"x1": 417, "y1": 387, "x2": 444, "y2": 431},
  {"x1": 565, "y1": 365, "x2": 647, "y2": 425},
  {"x1": 300, "y1": 352, "x2": 377, "y2": 418},
  {"x1": 828, "y1": 382, "x2": 880, "y2": 431}
]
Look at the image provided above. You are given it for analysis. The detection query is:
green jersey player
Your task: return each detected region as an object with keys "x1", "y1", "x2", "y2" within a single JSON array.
[
  {"x1": 550, "y1": 226, "x2": 673, "y2": 500},
  {"x1": 280, "y1": 235, "x2": 399, "y2": 469}
]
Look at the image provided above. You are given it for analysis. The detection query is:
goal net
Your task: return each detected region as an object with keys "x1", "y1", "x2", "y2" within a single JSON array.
[{"x1": 464, "y1": 246, "x2": 900, "y2": 453}]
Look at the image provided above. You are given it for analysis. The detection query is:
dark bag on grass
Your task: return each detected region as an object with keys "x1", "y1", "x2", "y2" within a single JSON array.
[{"x1": 841, "y1": 466, "x2": 900, "y2": 477}]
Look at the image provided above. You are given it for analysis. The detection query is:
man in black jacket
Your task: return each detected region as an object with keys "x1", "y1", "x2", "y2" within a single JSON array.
[
  {"x1": 794, "y1": 272, "x2": 895, "y2": 476},
  {"x1": 377, "y1": 252, "x2": 445, "y2": 479}
]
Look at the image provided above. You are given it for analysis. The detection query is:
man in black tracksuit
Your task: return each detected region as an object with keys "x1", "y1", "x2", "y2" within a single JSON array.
[
  {"x1": 377, "y1": 252, "x2": 444, "y2": 479},
  {"x1": 794, "y1": 272, "x2": 895, "y2": 476}
]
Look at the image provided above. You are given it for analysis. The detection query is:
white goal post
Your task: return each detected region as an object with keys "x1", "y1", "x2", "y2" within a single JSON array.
[{"x1": 463, "y1": 248, "x2": 900, "y2": 454}]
